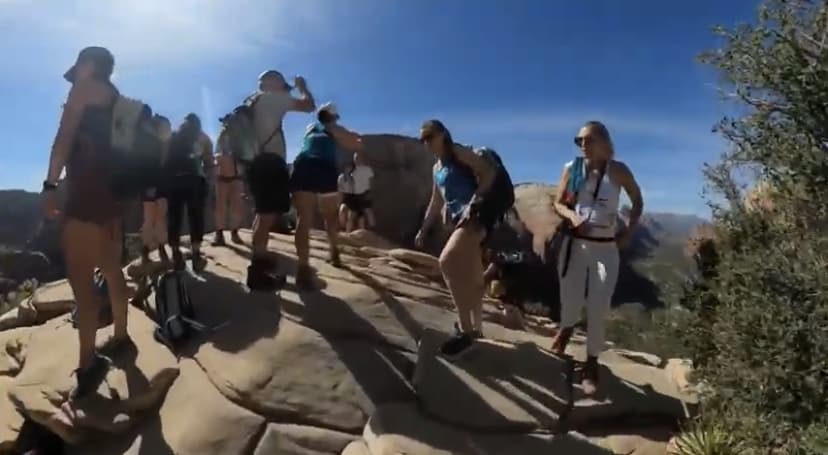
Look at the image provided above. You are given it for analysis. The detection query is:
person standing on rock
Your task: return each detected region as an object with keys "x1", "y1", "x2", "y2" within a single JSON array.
[
  {"x1": 212, "y1": 121, "x2": 245, "y2": 246},
  {"x1": 337, "y1": 151, "x2": 376, "y2": 232},
  {"x1": 415, "y1": 120, "x2": 499, "y2": 359},
  {"x1": 41, "y1": 46, "x2": 132, "y2": 400},
  {"x1": 245, "y1": 70, "x2": 316, "y2": 291},
  {"x1": 291, "y1": 103, "x2": 363, "y2": 289},
  {"x1": 550, "y1": 120, "x2": 643, "y2": 395},
  {"x1": 140, "y1": 114, "x2": 173, "y2": 266},
  {"x1": 164, "y1": 113, "x2": 213, "y2": 272}
]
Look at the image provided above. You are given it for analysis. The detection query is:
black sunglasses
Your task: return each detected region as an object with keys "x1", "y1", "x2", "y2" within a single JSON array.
[{"x1": 573, "y1": 135, "x2": 598, "y2": 147}]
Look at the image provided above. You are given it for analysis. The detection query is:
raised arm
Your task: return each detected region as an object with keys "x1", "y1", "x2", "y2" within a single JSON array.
[
  {"x1": 327, "y1": 123, "x2": 364, "y2": 152},
  {"x1": 453, "y1": 146, "x2": 495, "y2": 198},
  {"x1": 290, "y1": 77, "x2": 316, "y2": 113}
]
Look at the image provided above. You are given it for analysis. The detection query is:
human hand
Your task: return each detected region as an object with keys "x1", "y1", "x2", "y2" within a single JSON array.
[
  {"x1": 616, "y1": 229, "x2": 634, "y2": 250},
  {"x1": 293, "y1": 76, "x2": 307, "y2": 91}
]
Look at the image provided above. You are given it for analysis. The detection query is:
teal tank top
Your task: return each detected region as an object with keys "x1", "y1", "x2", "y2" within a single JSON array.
[
  {"x1": 434, "y1": 158, "x2": 477, "y2": 223},
  {"x1": 298, "y1": 123, "x2": 338, "y2": 165}
]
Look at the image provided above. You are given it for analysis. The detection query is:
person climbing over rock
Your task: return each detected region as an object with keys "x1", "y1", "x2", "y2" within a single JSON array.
[
  {"x1": 337, "y1": 151, "x2": 376, "y2": 232},
  {"x1": 212, "y1": 120, "x2": 245, "y2": 246},
  {"x1": 41, "y1": 46, "x2": 132, "y2": 400},
  {"x1": 414, "y1": 120, "x2": 500, "y2": 360},
  {"x1": 164, "y1": 113, "x2": 213, "y2": 272},
  {"x1": 140, "y1": 114, "x2": 172, "y2": 266},
  {"x1": 291, "y1": 102, "x2": 363, "y2": 290},
  {"x1": 245, "y1": 70, "x2": 315, "y2": 291},
  {"x1": 550, "y1": 120, "x2": 643, "y2": 395}
]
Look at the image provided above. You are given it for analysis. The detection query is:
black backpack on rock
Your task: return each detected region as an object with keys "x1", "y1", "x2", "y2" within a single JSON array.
[{"x1": 151, "y1": 270, "x2": 207, "y2": 351}]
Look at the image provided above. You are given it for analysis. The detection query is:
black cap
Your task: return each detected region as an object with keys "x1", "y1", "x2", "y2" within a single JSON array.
[{"x1": 63, "y1": 46, "x2": 114, "y2": 83}]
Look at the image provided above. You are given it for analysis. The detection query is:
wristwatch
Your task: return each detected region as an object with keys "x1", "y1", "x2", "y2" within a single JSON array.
[{"x1": 42, "y1": 180, "x2": 58, "y2": 191}]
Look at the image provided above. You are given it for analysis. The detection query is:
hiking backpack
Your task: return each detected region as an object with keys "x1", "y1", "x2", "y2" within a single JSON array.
[
  {"x1": 152, "y1": 270, "x2": 206, "y2": 350},
  {"x1": 471, "y1": 146, "x2": 516, "y2": 224},
  {"x1": 108, "y1": 96, "x2": 163, "y2": 199}
]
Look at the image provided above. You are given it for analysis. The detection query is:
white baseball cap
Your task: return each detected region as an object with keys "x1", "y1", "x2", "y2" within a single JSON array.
[{"x1": 319, "y1": 102, "x2": 340, "y2": 119}]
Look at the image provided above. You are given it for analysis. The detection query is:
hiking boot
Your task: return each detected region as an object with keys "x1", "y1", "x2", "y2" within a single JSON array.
[
  {"x1": 246, "y1": 265, "x2": 286, "y2": 292},
  {"x1": 212, "y1": 231, "x2": 226, "y2": 247},
  {"x1": 231, "y1": 230, "x2": 244, "y2": 245},
  {"x1": 581, "y1": 356, "x2": 600, "y2": 396},
  {"x1": 70, "y1": 354, "x2": 111, "y2": 401},
  {"x1": 440, "y1": 332, "x2": 477, "y2": 360},
  {"x1": 295, "y1": 264, "x2": 316, "y2": 291},
  {"x1": 172, "y1": 249, "x2": 185, "y2": 271},
  {"x1": 329, "y1": 248, "x2": 342, "y2": 268},
  {"x1": 191, "y1": 253, "x2": 207, "y2": 273},
  {"x1": 158, "y1": 247, "x2": 171, "y2": 267},
  {"x1": 140, "y1": 246, "x2": 151, "y2": 265},
  {"x1": 551, "y1": 326, "x2": 574, "y2": 356}
]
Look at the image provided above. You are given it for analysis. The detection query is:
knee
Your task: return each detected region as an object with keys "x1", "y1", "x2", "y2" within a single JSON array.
[{"x1": 438, "y1": 245, "x2": 460, "y2": 274}]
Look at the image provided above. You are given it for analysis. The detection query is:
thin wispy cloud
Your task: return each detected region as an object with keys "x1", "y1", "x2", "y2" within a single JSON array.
[{"x1": 0, "y1": 0, "x2": 334, "y2": 71}]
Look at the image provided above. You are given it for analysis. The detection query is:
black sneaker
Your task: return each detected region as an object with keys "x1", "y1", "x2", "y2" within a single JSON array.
[
  {"x1": 172, "y1": 249, "x2": 185, "y2": 271},
  {"x1": 191, "y1": 253, "x2": 207, "y2": 273},
  {"x1": 328, "y1": 248, "x2": 343, "y2": 268},
  {"x1": 246, "y1": 266, "x2": 286, "y2": 292},
  {"x1": 231, "y1": 230, "x2": 244, "y2": 244},
  {"x1": 212, "y1": 232, "x2": 226, "y2": 247},
  {"x1": 453, "y1": 322, "x2": 483, "y2": 340},
  {"x1": 295, "y1": 265, "x2": 316, "y2": 291},
  {"x1": 70, "y1": 354, "x2": 111, "y2": 401},
  {"x1": 440, "y1": 333, "x2": 477, "y2": 360}
]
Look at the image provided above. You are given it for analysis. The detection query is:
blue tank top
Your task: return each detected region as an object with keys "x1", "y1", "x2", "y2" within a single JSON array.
[
  {"x1": 298, "y1": 123, "x2": 338, "y2": 165},
  {"x1": 434, "y1": 158, "x2": 477, "y2": 223}
]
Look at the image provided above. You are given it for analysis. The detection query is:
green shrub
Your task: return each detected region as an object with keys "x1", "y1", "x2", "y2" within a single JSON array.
[{"x1": 672, "y1": 0, "x2": 828, "y2": 452}]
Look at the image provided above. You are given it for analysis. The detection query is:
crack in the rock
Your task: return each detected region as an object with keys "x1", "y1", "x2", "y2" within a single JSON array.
[{"x1": 243, "y1": 420, "x2": 269, "y2": 455}]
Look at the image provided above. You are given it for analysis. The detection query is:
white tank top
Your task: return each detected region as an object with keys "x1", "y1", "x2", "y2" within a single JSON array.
[{"x1": 573, "y1": 160, "x2": 621, "y2": 239}]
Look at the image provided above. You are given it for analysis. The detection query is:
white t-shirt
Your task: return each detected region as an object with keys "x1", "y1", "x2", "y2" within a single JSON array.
[
  {"x1": 338, "y1": 165, "x2": 374, "y2": 195},
  {"x1": 253, "y1": 91, "x2": 295, "y2": 158}
]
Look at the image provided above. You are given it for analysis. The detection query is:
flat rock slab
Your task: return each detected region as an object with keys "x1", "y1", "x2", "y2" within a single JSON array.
[
  {"x1": 253, "y1": 423, "x2": 357, "y2": 455},
  {"x1": 363, "y1": 403, "x2": 614, "y2": 455},
  {"x1": 191, "y1": 299, "x2": 414, "y2": 433},
  {"x1": 70, "y1": 359, "x2": 265, "y2": 455},
  {"x1": 6, "y1": 309, "x2": 179, "y2": 445},
  {"x1": 413, "y1": 329, "x2": 572, "y2": 432},
  {"x1": 0, "y1": 377, "x2": 25, "y2": 453},
  {"x1": 413, "y1": 329, "x2": 694, "y2": 433}
]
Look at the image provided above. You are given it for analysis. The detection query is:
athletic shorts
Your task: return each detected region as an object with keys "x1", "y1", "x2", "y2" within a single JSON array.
[
  {"x1": 289, "y1": 156, "x2": 338, "y2": 194},
  {"x1": 342, "y1": 191, "x2": 372, "y2": 214},
  {"x1": 246, "y1": 153, "x2": 291, "y2": 214}
]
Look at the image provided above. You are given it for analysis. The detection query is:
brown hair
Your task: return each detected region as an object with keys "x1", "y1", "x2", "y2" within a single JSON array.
[
  {"x1": 583, "y1": 120, "x2": 615, "y2": 157},
  {"x1": 420, "y1": 119, "x2": 456, "y2": 161}
]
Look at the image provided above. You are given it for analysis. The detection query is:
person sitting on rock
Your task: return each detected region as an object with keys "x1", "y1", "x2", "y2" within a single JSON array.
[
  {"x1": 550, "y1": 120, "x2": 643, "y2": 395},
  {"x1": 291, "y1": 103, "x2": 363, "y2": 290},
  {"x1": 415, "y1": 119, "x2": 499, "y2": 360},
  {"x1": 41, "y1": 46, "x2": 133, "y2": 400},
  {"x1": 212, "y1": 121, "x2": 245, "y2": 246},
  {"x1": 337, "y1": 151, "x2": 376, "y2": 232},
  {"x1": 164, "y1": 113, "x2": 213, "y2": 272},
  {"x1": 140, "y1": 114, "x2": 172, "y2": 266}
]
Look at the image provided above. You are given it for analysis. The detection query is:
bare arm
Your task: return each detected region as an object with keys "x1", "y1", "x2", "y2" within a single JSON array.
[
  {"x1": 327, "y1": 123, "x2": 364, "y2": 152},
  {"x1": 552, "y1": 164, "x2": 579, "y2": 224},
  {"x1": 291, "y1": 84, "x2": 316, "y2": 113},
  {"x1": 454, "y1": 146, "x2": 495, "y2": 198},
  {"x1": 613, "y1": 161, "x2": 643, "y2": 232},
  {"x1": 421, "y1": 168, "x2": 445, "y2": 232},
  {"x1": 46, "y1": 84, "x2": 87, "y2": 183}
]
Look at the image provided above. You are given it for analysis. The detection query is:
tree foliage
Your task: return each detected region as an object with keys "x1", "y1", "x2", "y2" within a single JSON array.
[{"x1": 675, "y1": 1, "x2": 828, "y2": 452}]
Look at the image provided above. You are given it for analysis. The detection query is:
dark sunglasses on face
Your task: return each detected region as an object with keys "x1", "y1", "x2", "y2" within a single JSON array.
[{"x1": 574, "y1": 135, "x2": 598, "y2": 147}]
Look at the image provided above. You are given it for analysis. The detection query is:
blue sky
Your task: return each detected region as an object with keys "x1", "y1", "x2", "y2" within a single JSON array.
[{"x1": 0, "y1": 0, "x2": 759, "y2": 216}]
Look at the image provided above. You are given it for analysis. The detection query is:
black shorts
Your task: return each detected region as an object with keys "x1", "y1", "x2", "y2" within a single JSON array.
[
  {"x1": 246, "y1": 153, "x2": 291, "y2": 214},
  {"x1": 289, "y1": 156, "x2": 338, "y2": 194},
  {"x1": 342, "y1": 192, "x2": 372, "y2": 214}
]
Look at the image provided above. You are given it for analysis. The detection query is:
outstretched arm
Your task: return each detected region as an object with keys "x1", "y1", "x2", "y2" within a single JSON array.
[
  {"x1": 290, "y1": 77, "x2": 316, "y2": 113},
  {"x1": 328, "y1": 123, "x2": 364, "y2": 152}
]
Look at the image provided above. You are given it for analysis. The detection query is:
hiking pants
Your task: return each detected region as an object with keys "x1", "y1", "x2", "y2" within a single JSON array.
[
  {"x1": 558, "y1": 237, "x2": 619, "y2": 357},
  {"x1": 167, "y1": 175, "x2": 207, "y2": 246}
]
